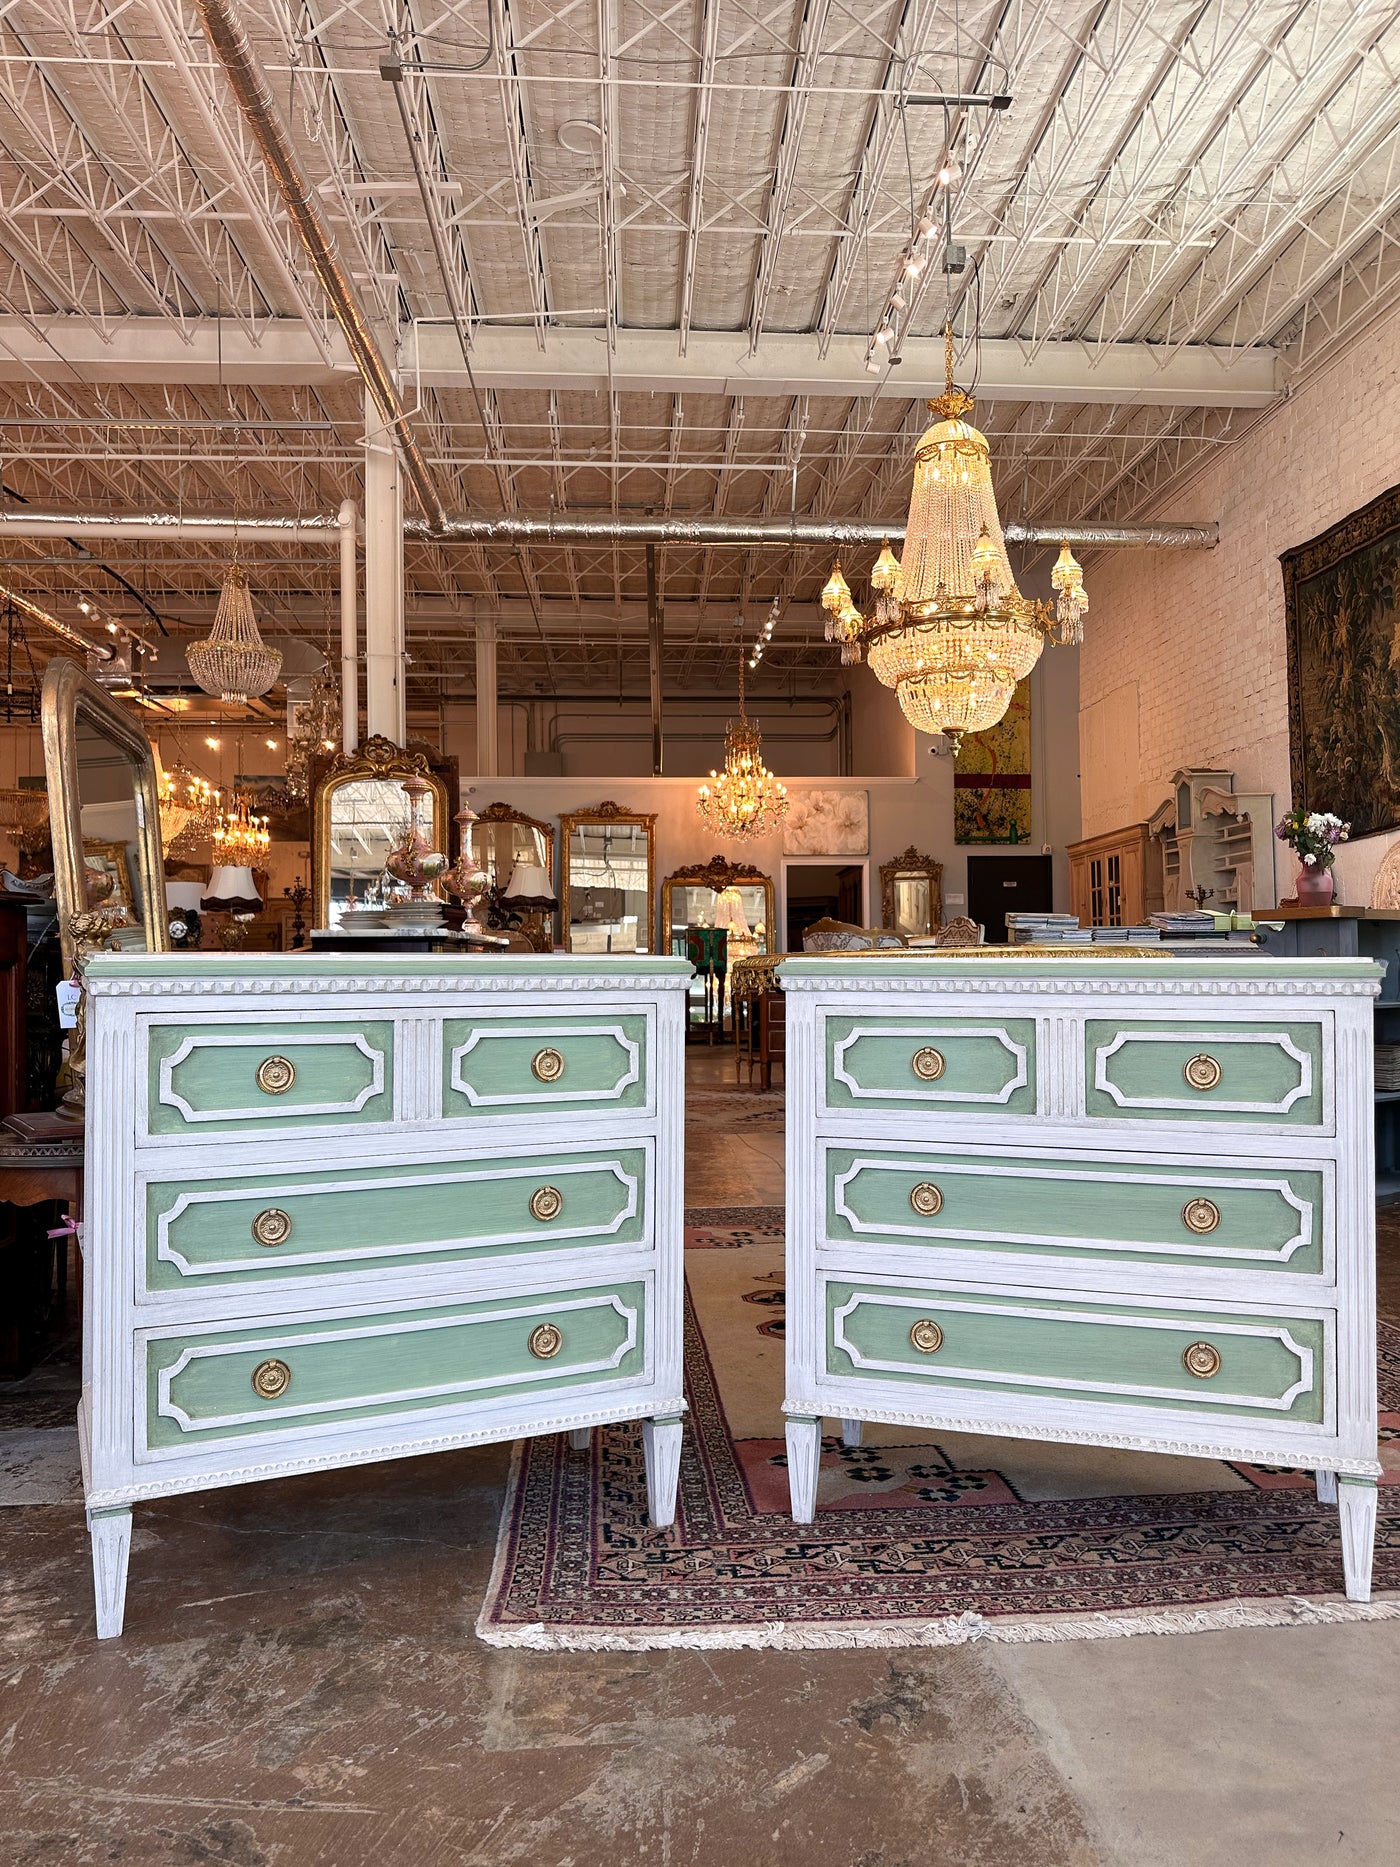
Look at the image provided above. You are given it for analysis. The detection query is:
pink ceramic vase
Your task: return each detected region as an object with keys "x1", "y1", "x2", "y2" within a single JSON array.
[{"x1": 1295, "y1": 864, "x2": 1335, "y2": 907}]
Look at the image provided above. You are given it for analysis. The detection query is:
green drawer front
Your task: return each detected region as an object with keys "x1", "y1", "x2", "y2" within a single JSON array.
[
  {"x1": 443, "y1": 1015, "x2": 649, "y2": 1118},
  {"x1": 145, "y1": 1146, "x2": 648, "y2": 1291},
  {"x1": 146, "y1": 1021, "x2": 394, "y2": 1135},
  {"x1": 826, "y1": 1148, "x2": 1325, "y2": 1275},
  {"x1": 145, "y1": 1280, "x2": 647, "y2": 1447},
  {"x1": 825, "y1": 1280, "x2": 1327, "y2": 1422},
  {"x1": 824, "y1": 1016, "x2": 1037, "y2": 1115},
  {"x1": 1085, "y1": 1020, "x2": 1324, "y2": 1126}
]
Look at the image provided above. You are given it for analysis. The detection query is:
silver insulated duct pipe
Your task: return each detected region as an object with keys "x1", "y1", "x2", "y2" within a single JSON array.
[{"x1": 408, "y1": 515, "x2": 1218, "y2": 550}]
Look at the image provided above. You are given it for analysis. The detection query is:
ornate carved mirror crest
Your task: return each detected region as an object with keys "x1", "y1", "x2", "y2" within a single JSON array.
[{"x1": 879, "y1": 845, "x2": 944, "y2": 938}]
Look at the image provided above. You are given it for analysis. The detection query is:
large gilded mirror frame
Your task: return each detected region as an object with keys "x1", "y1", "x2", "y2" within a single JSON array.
[
  {"x1": 471, "y1": 800, "x2": 555, "y2": 886},
  {"x1": 559, "y1": 801, "x2": 657, "y2": 954},
  {"x1": 660, "y1": 854, "x2": 776, "y2": 957},
  {"x1": 879, "y1": 845, "x2": 944, "y2": 938},
  {"x1": 311, "y1": 734, "x2": 455, "y2": 928},
  {"x1": 41, "y1": 658, "x2": 169, "y2": 971}
]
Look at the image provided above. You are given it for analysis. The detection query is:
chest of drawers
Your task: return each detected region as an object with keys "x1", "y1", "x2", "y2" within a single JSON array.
[
  {"x1": 81, "y1": 953, "x2": 690, "y2": 1637},
  {"x1": 780, "y1": 954, "x2": 1382, "y2": 1601}
]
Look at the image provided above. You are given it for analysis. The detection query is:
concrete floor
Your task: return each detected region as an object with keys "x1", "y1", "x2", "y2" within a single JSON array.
[{"x1": 1, "y1": 1049, "x2": 1397, "y2": 1865}]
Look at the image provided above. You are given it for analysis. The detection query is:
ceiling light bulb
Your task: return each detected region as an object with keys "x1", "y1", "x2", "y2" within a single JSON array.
[
  {"x1": 903, "y1": 251, "x2": 925, "y2": 278},
  {"x1": 917, "y1": 215, "x2": 935, "y2": 239},
  {"x1": 865, "y1": 357, "x2": 883, "y2": 374},
  {"x1": 265, "y1": 738, "x2": 278, "y2": 750},
  {"x1": 892, "y1": 290, "x2": 907, "y2": 310},
  {"x1": 937, "y1": 160, "x2": 962, "y2": 189},
  {"x1": 205, "y1": 736, "x2": 220, "y2": 750},
  {"x1": 874, "y1": 322, "x2": 895, "y2": 345}
]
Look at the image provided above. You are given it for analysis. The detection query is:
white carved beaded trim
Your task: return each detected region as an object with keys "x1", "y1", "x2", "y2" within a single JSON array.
[
  {"x1": 83, "y1": 1392, "x2": 690, "y2": 1506},
  {"x1": 450, "y1": 1023, "x2": 641, "y2": 1108},
  {"x1": 776, "y1": 975, "x2": 1382, "y2": 997},
  {"x1": 832, "y1": 1024, "x2": 1029, "y2": 1105},
  {"x1": 95, "y1": 974, "x2": 684, "y2": 997},
  {"x1": 154, "y1": 1158, "x2": 642, "y2": 1278},
  {"x1": 830, "y1": 1156, "x2": 1315, "y2": 1264},
  {"x1": 830, "y1": 1291, "x2": 1318, "y2": 1413},
  {"x1": 158, "y1": 1032, "x2": 386, "y2": 1123},
  {"x1": 152, "y1": 1294, "x2": 641, "y2": 1435},
  {"x1": 1093, "y1": 1029, "x2": 1314, "y2": 1115},
  {"x1": 777, "y1": 1402, "x2": 1380, "y2": 1474}
]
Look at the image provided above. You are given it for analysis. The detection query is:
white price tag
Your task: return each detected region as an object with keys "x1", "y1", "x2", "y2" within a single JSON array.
[{"x1": 56, "y1": 981, "x2": 81, "y2": 1030}]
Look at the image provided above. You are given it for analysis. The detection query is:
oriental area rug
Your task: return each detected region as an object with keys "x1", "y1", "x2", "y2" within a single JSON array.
[{"x1": 478, "y1": 1210, "x2": 1400, "y2": 1651}]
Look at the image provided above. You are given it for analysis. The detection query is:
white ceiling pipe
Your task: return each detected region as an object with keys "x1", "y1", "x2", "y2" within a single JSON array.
[
  {"x1": 0, "y1": 513, "x2": 340, "y2": 542},
  {"x1": 0, "y1": 582, "x2": 113, "y2": 660}
]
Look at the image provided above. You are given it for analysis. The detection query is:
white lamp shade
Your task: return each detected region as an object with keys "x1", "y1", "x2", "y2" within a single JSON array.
[
  {"x1": 165, "y1": 882, "x2": 205, "y2": 912},
  {"x1": 202, "y1": 865, "x2": 262, "y2": 912},
  {"x1": 502, "y1": 862, "x2": 557, "y2": 907}
]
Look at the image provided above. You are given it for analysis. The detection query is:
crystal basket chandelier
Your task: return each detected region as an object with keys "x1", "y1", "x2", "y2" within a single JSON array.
[
  {"x1": 211, "y1": 791, "x2": 270, "y2": 867},
  {"x1": 823, "y1": 326, "x2": 1085, "y2": 750},
  {"x1": 696, "y1": 651, "x2": 789, "y2": 840},
  {"x1": 186, "y1": 564, "x2": 282, "y2": 704}
]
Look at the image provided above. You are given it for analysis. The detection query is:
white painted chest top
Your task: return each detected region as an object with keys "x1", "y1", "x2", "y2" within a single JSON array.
[
  {"x1": 779, "y1": 953, "x2": 1382, "y2": 1601},
  {"x1": 80, "y1": 953, "x2": 691, "y2": 1637}
]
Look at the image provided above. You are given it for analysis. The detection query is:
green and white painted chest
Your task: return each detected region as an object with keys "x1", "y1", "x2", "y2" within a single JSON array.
[
  {"x1": 80, "y1": 953, "x2": 691, "y2": 1637},
  {"x1": 779, "y1": 954, "x2": 1383, "y2": 1602}
]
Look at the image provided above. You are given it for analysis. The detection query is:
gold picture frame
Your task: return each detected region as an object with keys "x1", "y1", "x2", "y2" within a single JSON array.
[
  {"x1": 559, "y1": 801, "x2": 656, "y2": 954},
  {"x1": 879, "y1": 846, "x2": 944, "y2": 938},
  {"x1": 82, "y1": 839, "x2": 137, "y2": 917},
  {"x1": 311, "y1": 735, "x2": 454, "y2": 927},
  {"x1": 660, "y1": 854, "x2": 776, "y2": 956},
  {"x1": 472, "y1": 800, "x2": 555, "y2": 885}
]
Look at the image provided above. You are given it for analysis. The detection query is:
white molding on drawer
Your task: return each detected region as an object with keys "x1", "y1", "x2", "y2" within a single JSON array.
[
  {"x1": 449, "y1": 1022, "x2": 641, "y2": 1107},
  {"x1": 831, "y1": 1024, "x2": 1029, "y2": 1105},
  {"x1": 151, "y1": 1292, "x2": 641, "y2": 1437},
  {"x1": 830, "y1": 1289, "x2": 1319, "y2": 1413},
  {"x1": 1091, "y1": 1028, "x2": 1313, "y2": 1114},
  {"x1": 830, "y1": 1155, "x2": 1315, "y2": 1265},
  {"x1": 158, "y1": 1032, "x2": 386, "y2": 1124},
  {"x1": 153, "y1": 1158, "x2": 643, "y2": 1280}
]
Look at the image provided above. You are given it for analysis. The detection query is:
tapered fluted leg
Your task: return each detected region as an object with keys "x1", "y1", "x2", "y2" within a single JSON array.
[
  {"x1": 568, "y1": 1427, "x2": 592, "y2": 1451},
  {"x1": 642, "y1": 1416, "x2": 683, "y2": 1527},
  {"x1": 89, "y1": 1506, "x2": 132, "y2": 1639},
  {"x1": 1315, "y1": 1469, "x2": 1337, "y2": 1504},
  {"x1": 840, "y1": 1418, "x2": 864, "y2": 1447},
  {"x1": 1338, "y1": 1476, "x2": 1378, "y2": 1602},
  {"x1": 786, "y1": 1416, "x2": 821, "y2": 1524}
]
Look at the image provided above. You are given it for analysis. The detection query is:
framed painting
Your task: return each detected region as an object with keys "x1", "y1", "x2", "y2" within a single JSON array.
[
  {"x1": 1283, "y1": 482, "x2": 1400, "y2": 839},
  {"x1": 954, "y1": 679, "x2": 1032, "y2": 844},
  {"x1": 782, "y1": 789, "x2": 869, "y2": 856}
]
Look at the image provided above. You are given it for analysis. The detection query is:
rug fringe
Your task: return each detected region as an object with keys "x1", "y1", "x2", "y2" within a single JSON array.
[{"x1": 475, "y1": 1593, "x2": 1400, "y2": 1652}]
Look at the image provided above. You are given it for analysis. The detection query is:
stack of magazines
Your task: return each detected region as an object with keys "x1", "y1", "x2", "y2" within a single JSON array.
[{"x1": 1006, "y1": 913, "x2": 1084, "y2": 943}]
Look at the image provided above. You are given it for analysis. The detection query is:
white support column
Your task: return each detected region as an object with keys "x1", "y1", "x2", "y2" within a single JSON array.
[
  {"x1": 338, "y1": 497, "x2": 359, "y2": 752},
  {"x1": 363, "y1": 389, "x2": 405, "y2": 745},
  {"x1": 475, "y1": 616, "x2": 499, "y2": 776}
]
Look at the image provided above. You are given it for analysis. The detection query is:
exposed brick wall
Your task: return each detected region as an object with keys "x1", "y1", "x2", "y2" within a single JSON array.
[{"x1": 1079, "y1": 306, "x2": 1400, "y2": 901}]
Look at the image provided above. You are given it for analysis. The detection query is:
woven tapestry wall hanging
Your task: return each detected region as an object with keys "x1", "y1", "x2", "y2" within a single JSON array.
[
  {"x1": 1283, "y1": 481, "x2": 1400, "y2": 839},
  {"x1": 954, "y1": 678, "x2": 1031, "y2": 844}
]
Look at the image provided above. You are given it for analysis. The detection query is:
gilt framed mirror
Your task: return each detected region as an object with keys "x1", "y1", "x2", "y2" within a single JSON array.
[
  {"x1": 559, "y1": 802, "x2": 656, "y2": 954},
  {"x1": 879, "y1": 846, "x2": 943, "y2": 938},
  {"x1": 471, "y1": 801, "x2": 555, "y2": 890},
  {"x1": 41, "y1": 659, "x2": 169, "y2": 970},
  {"x1": 660, "y1": 855, "x2": 775, "y2": 960},
  {"x1": 311, "y1": 735, "x2": 456, "y2": 928}
]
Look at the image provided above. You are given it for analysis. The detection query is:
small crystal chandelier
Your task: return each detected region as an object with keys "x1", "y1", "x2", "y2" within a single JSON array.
[
  {"x1": 211, "y1": 791, "x2": 270, "y2": 866},
  {"x1": 159, "y1": 762, "x2": 221, "y2": 858},
  {"x1": 825, "y1": 324, "x2": 1081, "y2": 751},
  {"x1": 186, "y1": 563, "x2": 282, "y2": 704},
  {"x1": 284, "y1": 656, "x2": 341, "y2": 800},
  {"x1": 697, "y1": 650, "x2": 789, "y2": 840},
  {"x1": 1048, "y1": 542, "x2": 1089, "y2": 645}
]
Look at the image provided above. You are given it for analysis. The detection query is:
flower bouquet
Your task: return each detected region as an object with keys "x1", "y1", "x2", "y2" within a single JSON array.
[{"x1": 1275, "y1": 808, "x2": 1350, "y2": 906}]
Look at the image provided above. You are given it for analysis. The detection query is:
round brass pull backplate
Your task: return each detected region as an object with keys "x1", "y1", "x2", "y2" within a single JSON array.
[
  {"x1": 529, "y1": 1185, "x2": 564, "y2": 1223},
  {"x1": 1183, "y1": 1052, "x2": 1222, "y2": 1092},
  {"x1": 255, "y1": 1054, "x2": 296, "y2": 1096},
  {"x1": 531, "y1": 1046, "x2": 566, "y2": 1084},
  {"x1": 909, "y1": 1318, "x2": 944, "y2": 1354},
  {"x1": 528, "y1": 1322, "x2": 564, "y2": 1360},
  {"x1": 911, "y1": 1046, "x2": 946, "y2": 1082},
  {"x1": 910, "y1": 1181, "x2": 944, "y2": 1218},
  {"x1": 1183, "y1": 1340, "x2": 1222, "y2": 1379},
  {"x1": 1182, "y1": 1197, "x2": 1221, "y2": 1236},
  {"x1": 251, "y1": 1357, "x2": 291, "y2": 1400},
  {"x1": 251, "y1": 1207, "x2": 293, "y2": 1247}
]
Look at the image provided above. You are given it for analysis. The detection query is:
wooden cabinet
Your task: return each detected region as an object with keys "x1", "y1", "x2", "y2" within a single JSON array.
[{"x1": 1067, "y1": 823, "x2": 1163, "y2": 927}]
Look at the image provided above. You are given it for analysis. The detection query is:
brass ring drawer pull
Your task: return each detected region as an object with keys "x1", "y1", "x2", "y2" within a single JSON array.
[
  {"x1": 911, "y1": 1046, "x2": 946, "y2": 1082},
  {"x1": 528, "y1": 1322, "x2": 564, "y2": 1360},
  {"x1": 1183, "y1": 1341, "x2": 1222, "y2": 1379},
  {"x1": 909, "y1": 1318, "x2": 944, "y2": 1354},
  {"x1": 251, "y1": 1358, "x2": 292, "y2": 1399},
  {"x1": 531, "y1": 1046, "x2": 566, "y2": 1084},
  {"x1": 255, "y1": 1054, "x2": 296, "y2": 1096},
  {"x1": 251, "y1": 1207, "x2": 294, "y2": 1247},
  {"x1": 1183, "y1": 1052, "x2": 1222, "y2": 1092},
  {"x1": 529, "y1": 1185, "x2": 564, "y2": 1223},
  {"x1": 1182, "y1": 1197, "x2": 1221, "y2": 1235},
  {"x1": 909, "y1": 1181, "x2": 943, "y2": 1217}
]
